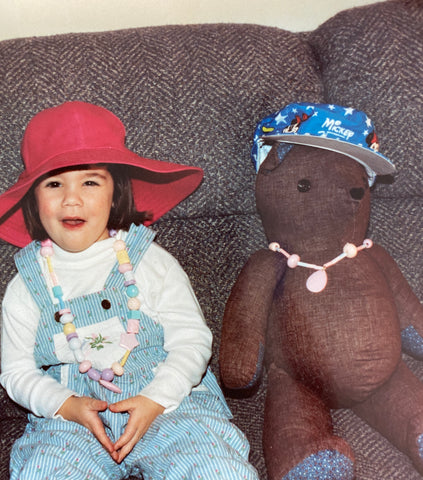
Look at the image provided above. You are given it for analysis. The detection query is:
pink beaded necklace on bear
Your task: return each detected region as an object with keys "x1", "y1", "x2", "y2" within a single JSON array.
[{"x1": 269, "y1": 239, "x2": 373, "y2": 293}]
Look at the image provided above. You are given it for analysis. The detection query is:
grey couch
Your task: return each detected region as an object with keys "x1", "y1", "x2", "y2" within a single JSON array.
[{"x1": 0, "y1": 0, "x2": 422, "y2": 478}]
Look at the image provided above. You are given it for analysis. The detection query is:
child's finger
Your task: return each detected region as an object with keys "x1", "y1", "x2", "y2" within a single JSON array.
[
  {"x1": 93, "y1": 426, "x2": 116, "y2": 454},
  {"x1": 113, "y1": 420, "x2": 139, "y2": 450},
  {"x1": 90, "y1": 398, "x2": 108, "y2": 412},
  {"x1": 109, "y1": 397, "x2": 136, "y2": 413}
]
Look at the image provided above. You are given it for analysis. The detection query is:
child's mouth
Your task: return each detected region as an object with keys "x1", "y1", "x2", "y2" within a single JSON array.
[{"x1": 62, "y1": 218, "x2": 85, "y2": 228}]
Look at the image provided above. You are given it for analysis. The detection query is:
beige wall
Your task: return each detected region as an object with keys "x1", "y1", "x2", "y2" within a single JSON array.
[{"x1": 0, "y1": 0, "x2": 386, "y2": 41}]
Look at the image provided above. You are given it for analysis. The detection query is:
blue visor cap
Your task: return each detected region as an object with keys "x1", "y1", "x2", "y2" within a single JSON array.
[{"x1": 251, "y1": 102, "x2": 395, "y2": 186}]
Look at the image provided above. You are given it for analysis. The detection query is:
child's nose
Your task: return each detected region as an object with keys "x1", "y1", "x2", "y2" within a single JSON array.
[{"x1": 62, "y1": 187, "x2": 82, "y2": 206}]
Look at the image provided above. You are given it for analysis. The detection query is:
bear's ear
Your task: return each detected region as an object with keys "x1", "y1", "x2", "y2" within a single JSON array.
[
  {"x1": 258, "y1": 143, "x2": 282, "y2": 174},
  {"x1": 258, "y1": 142, "x2": 292, "y2": 174}
]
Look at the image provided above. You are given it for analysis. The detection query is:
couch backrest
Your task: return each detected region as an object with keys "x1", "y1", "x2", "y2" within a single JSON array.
[
  {"x1": 309, "y1": 0, "x2": 423, "y2": 198},
  {"x1": 0, "y1": 24, "x2": 322, "y2": 222}
]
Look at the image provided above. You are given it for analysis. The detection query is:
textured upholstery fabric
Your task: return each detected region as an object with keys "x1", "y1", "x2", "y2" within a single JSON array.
[{"x1": 0, "y1": 1, "x2": 422, "y2": 478}]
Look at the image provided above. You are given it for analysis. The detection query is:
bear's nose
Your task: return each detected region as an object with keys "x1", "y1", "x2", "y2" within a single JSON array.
[{"x1": 350, "y1": 187, "x2": 365, "y2": 200}]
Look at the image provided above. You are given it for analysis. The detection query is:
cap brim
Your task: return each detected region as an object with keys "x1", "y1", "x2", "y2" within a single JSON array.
[
  {"x1": 264, "y1": 134, "x2": 396, "y2": 176},
  {"x1": 0, "y1": 147, "x2": 203, "y2": 247}
]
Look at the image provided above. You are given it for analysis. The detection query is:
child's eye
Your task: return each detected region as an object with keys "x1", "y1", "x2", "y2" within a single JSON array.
[
  {"x1": 84, "y1": 180, "x2": 100, "y2": 187},
  {"x1": 45, "y1": 181, "x2": 61, "y2": 188}
]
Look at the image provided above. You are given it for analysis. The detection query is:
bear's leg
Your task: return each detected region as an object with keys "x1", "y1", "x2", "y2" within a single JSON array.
[
  {"x1": 264, "y1": 364, "x2": 355, "y2": 480},
  {"x1": 353, "y1": 359, "x2": 423, "y2": 475}
]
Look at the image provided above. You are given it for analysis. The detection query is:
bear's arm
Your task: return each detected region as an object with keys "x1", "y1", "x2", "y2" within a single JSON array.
[
  {"x1": 368, "y1": 243, "x2": 423, "y2": 336},
  {"x1": 219, "y1": 248, "x2": 286, "y2": 391}
]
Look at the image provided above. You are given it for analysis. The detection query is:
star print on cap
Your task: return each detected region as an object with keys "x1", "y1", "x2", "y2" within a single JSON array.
[{"x1": 251, "y1": 102, "x2": 395, "y2": 185}]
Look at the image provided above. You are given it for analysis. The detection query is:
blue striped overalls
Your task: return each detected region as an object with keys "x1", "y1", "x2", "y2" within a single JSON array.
[{"x1": 9, "y1": 224, "x2": 258, "y2": 480}]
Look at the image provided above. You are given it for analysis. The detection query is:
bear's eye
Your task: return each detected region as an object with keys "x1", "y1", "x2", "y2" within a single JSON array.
[
  {"x1": 350, "y1": 187, "x2": 365, "y2": 200},
  {"x1": 297, "y1": 178, "x2": 311, "y2": 192}
]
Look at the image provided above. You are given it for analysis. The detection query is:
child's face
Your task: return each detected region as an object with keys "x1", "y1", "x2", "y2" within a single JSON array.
[{"x1": 34, "y1": 167, "x2": 114, "y2": 252}]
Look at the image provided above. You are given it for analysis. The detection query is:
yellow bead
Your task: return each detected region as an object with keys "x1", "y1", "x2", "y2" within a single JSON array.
[
  {"x1": 63, "y1": 323, "x2": 76, "y2": 335},
  {"x1": 116, "y1": 250, "x2": 130, "y2": 264}
]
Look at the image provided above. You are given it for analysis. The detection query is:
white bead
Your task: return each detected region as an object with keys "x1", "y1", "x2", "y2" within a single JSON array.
[
  {"x1": 124, "y1": 270, "x2": 136, "y2": 282},
  {"x1": 363, "y1": 238, "x2": 373, "y2": 248},
  {"x1": 60, "y1": 313, "x2": 74, "y2": 324},
  {"x1": 269, "y1": 242, "x2": 280, "y2": 252},
  {"x1": 343, "y1": 243, "x2": 358, "y2": 258},
  {"x1": 74, "y1": 349, "x2": 85, "y2": 363},
  {"x1": 68, "y1": 337, "x2": 81, "y2": 351}
]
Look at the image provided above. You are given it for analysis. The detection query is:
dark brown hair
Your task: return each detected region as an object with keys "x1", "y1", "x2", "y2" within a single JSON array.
[{"x1": 21, "y1": 164, "x2": 152, "y2": 241}]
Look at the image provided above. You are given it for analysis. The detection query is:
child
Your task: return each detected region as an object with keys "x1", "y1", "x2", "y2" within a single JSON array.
[{"x1": 0, "y1": 101, "x2": 259, "y2": 480}]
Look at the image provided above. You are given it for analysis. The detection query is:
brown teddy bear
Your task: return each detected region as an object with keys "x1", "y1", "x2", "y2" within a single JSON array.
[{"x1": 220, "y1": 103, "x2": 423, "y2": 479}]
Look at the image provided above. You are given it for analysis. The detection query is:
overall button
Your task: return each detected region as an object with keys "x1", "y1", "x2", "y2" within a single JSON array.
[{"x1": 101, "y1": 299, "x2": 111, "y2": 310}]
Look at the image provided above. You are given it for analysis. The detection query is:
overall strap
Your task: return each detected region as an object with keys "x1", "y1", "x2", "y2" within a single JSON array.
[
  {"x1": 14, "y1": 224, "x2": 156, "y2": 308},
  {"x1": 105, "y1": 223, "x2": 156, "y2": 289},
  {"x1": 14, "y1": 240, "x2": 51, "y2": 311}
]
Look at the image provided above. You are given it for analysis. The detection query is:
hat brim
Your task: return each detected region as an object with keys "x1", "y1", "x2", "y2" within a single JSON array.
[
  {"x1": 263, "y1": 134, "x2": 396, "y2": 176},
  {"x1": 0, "y1": 147, "x2": 203, "y2": 247}
]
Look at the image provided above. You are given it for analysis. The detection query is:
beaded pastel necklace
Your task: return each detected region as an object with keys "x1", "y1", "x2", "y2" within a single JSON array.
[
  {"x1": 269, "y1": 239, "x2": 373, "y2": 293},
  {"x1": 40, "y1": 230, "x2": 140, "y2": 394}
]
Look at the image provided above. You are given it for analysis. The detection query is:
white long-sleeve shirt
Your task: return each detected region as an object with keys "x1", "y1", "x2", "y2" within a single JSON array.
[{"x1": 1, "y1": 232, "x2": 212, "y2": 419}]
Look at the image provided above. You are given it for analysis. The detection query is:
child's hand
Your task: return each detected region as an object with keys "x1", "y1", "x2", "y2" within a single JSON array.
[
  {"x1": 57, "y1": 395, "x2": 116, "y2": 460},
  {"x1": 109, "y1": 395, "x2": 165, "y2": 463}
]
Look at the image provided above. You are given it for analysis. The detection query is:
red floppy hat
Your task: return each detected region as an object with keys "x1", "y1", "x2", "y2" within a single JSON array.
[{"x1": 0, "y1": 101, "x2": 204, "y2": 247}]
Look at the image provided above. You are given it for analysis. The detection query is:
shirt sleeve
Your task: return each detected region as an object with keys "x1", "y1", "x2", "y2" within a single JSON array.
[
  {"x1": 136, "y1": 244, "x2": 213, "y2": 412},
  {"x1": 0, "y1": 274, "x2": 75, "y2": 418}
]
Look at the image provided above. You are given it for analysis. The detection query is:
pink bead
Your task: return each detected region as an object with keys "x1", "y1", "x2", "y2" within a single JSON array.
[
  {"x1": 113, "y1": 240, "x2": 126, "y2": 252},
  {"x1": 118, "y1": 263, "x2": 133, "y2": 274},
  {"x1": 40, "y1": 246, "x2": 54, "y2": 257},
  {"x1": 41, "y1": 239, "x2": 53, "y2": 247},
  {"x1": 306, "y1": 269, "x2": 328, "y2": 293},
  {"x1": 127, "y1": 318, "x2": 140, "y2": 334},
  {"x1": 363, "y1": 238, "x2": 373, "y2": 248},
  {"x1": 79, "y1": 360, "x2": 92, "y2": 373},
  {"x1": 99, "y1": 379, "x2": 122, "y2": 394},
  {"x1": 287, "y1": 254, "x2": 300, "y2": 268},
  {"x1": 120, "y1": 333, "x2": 139, "y2": 351},
  {"x1": 101, "y1": 368, "x2": 115, "y2": 382}
]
